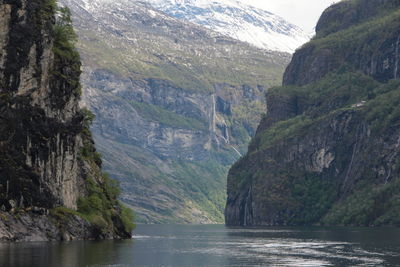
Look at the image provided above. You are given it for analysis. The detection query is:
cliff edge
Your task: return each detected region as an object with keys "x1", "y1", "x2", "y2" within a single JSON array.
[
  {"x1": 0, "y1": 0, "x2": 133, "y2": 241},
  {"x1": 225, "y1": 0, "x2": 400, "y2": 227}
]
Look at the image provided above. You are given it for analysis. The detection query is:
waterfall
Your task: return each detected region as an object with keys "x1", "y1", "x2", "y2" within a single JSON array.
[
  {"x1": 395, "y1": 34, "x2": 400, "y2": 79},
  {"x1": 211, "y1": 94, "x2": 216, "y2": 134},
  {"x1": 217, "y1": 122, "x2": 230, "y2": 144},
  {"x1": 209, "y1": 94, "x2": 242, "y2": 158},
  {"x1": 243, "y1": 202, "x2": 247, "y2": 227},
  {"x1": 210, "y1": 94, "x2": 220, "y2": 147},
  {"x1": 243, "y1": 185, "x2": 252, "y2": 226},
  {"x1": 385, "y1": 135, "x2": 400, "y2": 184},
  {"x1": 343, "y1": 140, "x2": 357, "y2": 189},
  {"x1": 231, "y1": 146, "x2": 242, "y2": 157},
  {"x1": 225, "y1": 126, "x2": 230, "y2": 144}
]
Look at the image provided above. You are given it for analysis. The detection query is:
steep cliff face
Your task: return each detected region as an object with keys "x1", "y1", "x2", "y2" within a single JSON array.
[
  {"x1": 284, "y1": 0, "x2": 400, "y2": 86},
  {"x1": 226, "y1": 0, "x2": 400, "y2": 227},
  {"x1": 0, "y1": 0, "x2": 132, "y2": 241},
  {"x1": 60, "y1": 0, "x2": 290, "y2": 223}
]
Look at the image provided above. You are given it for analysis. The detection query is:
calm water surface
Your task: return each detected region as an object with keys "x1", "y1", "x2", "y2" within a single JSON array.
[{"x1": 1, "y1": 225, "x2": 400, "y2": 267}]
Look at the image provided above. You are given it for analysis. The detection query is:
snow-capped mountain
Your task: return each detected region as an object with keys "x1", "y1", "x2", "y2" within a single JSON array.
[{"x1": 145, "y1": 0, "x2": 311, "y2": 53}]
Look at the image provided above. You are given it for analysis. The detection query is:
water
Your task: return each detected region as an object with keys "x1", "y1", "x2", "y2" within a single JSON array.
[{"x1": 1, "y1": 225, "x2": 400, "y2": 267}]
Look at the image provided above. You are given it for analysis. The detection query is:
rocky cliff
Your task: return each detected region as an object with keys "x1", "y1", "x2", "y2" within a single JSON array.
[
  {"x1": 0, "y1": 0, "x2": 133, "y2": 241},
  {"x1": 60, "y1": 0, "x2": 290, "y2": 223},
  {"x1": 226, "y1": 0, "x2": 400, "y2": 226}
]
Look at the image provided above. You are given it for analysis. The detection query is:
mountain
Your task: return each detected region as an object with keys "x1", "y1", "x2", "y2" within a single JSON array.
[
  {"x1": 225, "y1": 0, "x2": 400, "y2": 227},
  {"x1": 59, "y1": 0, "x2": 290, "y2": 223},
  {"x1": 0, "y1": 0, "x2": 133, "y2": 241},
  {"x1": 146, "y1": 0, "x2": 310, "y2": 53}
]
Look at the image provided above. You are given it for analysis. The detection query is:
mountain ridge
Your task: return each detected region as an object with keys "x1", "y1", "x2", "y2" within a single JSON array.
[{"x1": 146, "y1": 0, "x2": 310, "y2": 53}]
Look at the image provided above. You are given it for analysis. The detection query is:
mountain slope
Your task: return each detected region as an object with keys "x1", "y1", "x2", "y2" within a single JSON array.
[
  {"x1": 146, "y1": 0, "x2": 310, "y2": 53},
  {"x1": 60, "y1": 0, "x2": 290, "y2": 223},
  {"x1": 225, "y1": 0, "x2": 400, "y2": 227}
]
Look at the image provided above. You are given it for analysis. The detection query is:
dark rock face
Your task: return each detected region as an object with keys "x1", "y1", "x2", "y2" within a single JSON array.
[
  {"x1": 216, "y1": 96, "x2": 231, "y2": 116},
  {"x1": 0, "y1": 0, "x2": 130, "y2": 241},
  {"x1": 315, "y1": 0, "x2": 400, "y2": 37},
  {"x1": 226, "y1": 0, "x2": 400, "y2": 227},
  {"x1": 0, "y1": 212, "x2": 98, "y2": 242},
  {"x1": 284, "y1": 0, "x2": 400, "y2": 86},
  {"x1": 227, "y1": 111, "x2": 372, "y2": 226},
  {"x1": 254, "y1": 93, "x2": 300, "y2": 134}
]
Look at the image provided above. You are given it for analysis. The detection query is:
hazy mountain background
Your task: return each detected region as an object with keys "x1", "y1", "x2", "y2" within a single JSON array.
[{"x1": 60, "y1": 0, "x2": 304, "y2": 223}]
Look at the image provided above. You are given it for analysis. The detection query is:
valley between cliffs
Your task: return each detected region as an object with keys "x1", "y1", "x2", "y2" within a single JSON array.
[{"x1": 61, "y1": 0, "x2": 291, "y2": 223}]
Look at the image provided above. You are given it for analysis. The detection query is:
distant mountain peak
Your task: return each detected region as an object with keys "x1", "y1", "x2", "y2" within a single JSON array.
[{"x1": 145, "y1": 0, "x2": 311, "y2": 53}]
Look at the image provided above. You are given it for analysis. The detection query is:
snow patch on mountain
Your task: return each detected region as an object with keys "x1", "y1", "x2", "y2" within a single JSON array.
[{"x1": 145, "y1": 0, "x2": 311, "y2": 53}]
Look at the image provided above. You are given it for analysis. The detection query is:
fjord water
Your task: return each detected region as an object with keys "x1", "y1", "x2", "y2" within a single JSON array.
[{"x1": 1, "y1": 225, "x2": 400, "y2": 267}]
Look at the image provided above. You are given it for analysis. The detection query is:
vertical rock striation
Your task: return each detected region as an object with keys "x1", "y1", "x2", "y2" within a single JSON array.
[{"x1": 0, "y1": 0, "x2": 132, "y2": 241}]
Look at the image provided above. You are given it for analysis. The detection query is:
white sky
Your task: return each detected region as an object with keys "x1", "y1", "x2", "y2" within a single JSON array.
[{"x1": 244, "y1": 0, "x2": 341, "y2": 32}]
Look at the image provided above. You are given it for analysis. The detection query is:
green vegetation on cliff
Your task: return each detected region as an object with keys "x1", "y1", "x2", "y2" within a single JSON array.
[
  {"x1": 53, "y1": 4, "x2": 134, "y2": 235},
  {"x1": 77, "y1": 107, "x2": 135, "y2": 234},
  {"x1": 230, "y1": 71, "x2": 400, "y2": 226},
  {"x1": 47, "y1": 2, "x2": 134, "y2": 237},
  {"x1": 77, "y1": 175, "x2": 135, "y2": 233},
  {"x1": 226, "y1": 0, "x2": 400, "y2": 227},
  {"x1": 130, "y1": 101, "x2": 207, "y2": 131},
  {"x1": 0, "y1": 0, "x2": 134, "y2": 241}
]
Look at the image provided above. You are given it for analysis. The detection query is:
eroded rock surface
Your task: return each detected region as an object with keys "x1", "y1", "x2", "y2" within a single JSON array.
[{"x1": 0, "y1": 0, "x2": 131, "y2": 241}]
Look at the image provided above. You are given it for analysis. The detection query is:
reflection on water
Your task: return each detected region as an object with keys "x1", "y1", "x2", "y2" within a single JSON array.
[
  {"x1": 0, "y1": 239, "x2": 133, "y2": 267},
  {"x1": 1, "y1": 225, "x2": 400, "y2": 267}
]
